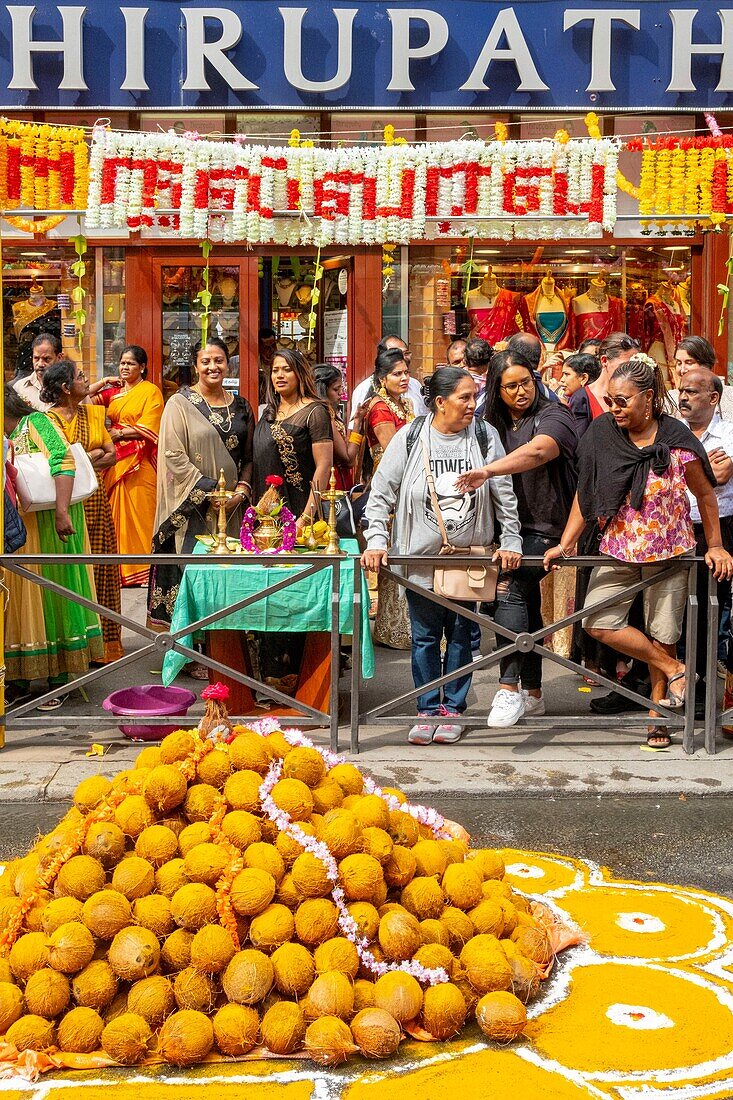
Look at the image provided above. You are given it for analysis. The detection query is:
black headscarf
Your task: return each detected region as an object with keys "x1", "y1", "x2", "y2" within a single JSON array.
[{"x1": 577, "y1": 412, "x2": 715, "y2": 522}]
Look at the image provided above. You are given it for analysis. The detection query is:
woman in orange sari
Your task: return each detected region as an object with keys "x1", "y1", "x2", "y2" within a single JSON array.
[{"x1": 90, "y1": 346, "x2": 164, "y2": 586}]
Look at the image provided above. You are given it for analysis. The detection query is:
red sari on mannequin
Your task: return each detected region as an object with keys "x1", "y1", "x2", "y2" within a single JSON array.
[
  {"x1": 643, "y1": 284, "x2": 688, "y2": 384},
  {"x1": 466, "y1": 270, "x2": 520, "y2": 345},
  {"x1": 571, "y1": 277, "x2": 625, "y2": 344}
]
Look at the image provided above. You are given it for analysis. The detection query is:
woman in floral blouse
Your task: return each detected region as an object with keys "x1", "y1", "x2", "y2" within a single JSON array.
[{"x1": 545, "y1": 354, "x2": 733, "y2": 747}]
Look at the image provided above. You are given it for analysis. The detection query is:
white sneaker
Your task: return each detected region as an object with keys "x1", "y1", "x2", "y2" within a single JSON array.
[
  {"x1": 472, "y1": 651, "x2": 484, "y2": 663},
  {"x1": 433, "y1": 708, "x2": 463, "y2": 743},
  {"x1": 521, "y1": 691, "x2": 546, "y2": 717},
  {"x1": 487, "y1": 689, "x2": 525, "y2": 728},
  {"x1": 408, "y1": 716, "x2": 436, "y2": 745}
]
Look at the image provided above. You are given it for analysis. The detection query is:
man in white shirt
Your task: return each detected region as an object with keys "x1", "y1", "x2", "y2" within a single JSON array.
[
  {"x1": 349, "y1": 334, "x2": 428, "y2": 424},
  {"x1": 12, "y1": 333, "x2": 62, "y2": 411},
  {"x1": 678, "y1": 368, "x2": 733, "y2": 714}
]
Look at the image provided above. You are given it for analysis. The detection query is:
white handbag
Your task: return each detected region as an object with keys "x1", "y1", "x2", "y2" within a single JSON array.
[{"x1": 14, "y1": 442, "x2": 98, "y2": 513}]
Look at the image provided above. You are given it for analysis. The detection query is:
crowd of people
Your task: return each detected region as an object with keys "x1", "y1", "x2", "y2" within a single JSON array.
[{"x1": 4, "y1": 324, "x2": 733, "y2": 747}]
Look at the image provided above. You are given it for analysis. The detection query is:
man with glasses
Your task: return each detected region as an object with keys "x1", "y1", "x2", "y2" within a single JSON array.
[
  {"x1": 12, "y1": 333, "x2": 62, "y2": 411},
  {"x1": 349, "y1": 334, "x2": 428, "y2": 424}
]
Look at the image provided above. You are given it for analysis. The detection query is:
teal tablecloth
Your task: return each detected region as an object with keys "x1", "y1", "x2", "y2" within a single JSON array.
[{"x1": 161, "y1": 539, "x2": 374, "y2": 684}]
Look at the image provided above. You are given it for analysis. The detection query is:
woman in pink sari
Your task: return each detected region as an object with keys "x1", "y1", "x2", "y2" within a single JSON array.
[{"x1": 91, "y1": 345, "x2": 164, "y2": 586}]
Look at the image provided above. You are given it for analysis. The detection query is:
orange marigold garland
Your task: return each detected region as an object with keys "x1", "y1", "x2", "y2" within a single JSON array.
[
  {"x1": 0, "y1": 785, "x2": 129, "y2": 956},
  {"x1": 0, "y1": 118, "x2": 89, "y2": 233},
  {"x1": 208, "y1": 794, "x2": 243, "y2": 951}
]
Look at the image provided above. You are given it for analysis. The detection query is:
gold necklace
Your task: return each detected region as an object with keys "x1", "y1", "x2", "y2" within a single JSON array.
[
  {"x1": 378, "y1": 388, "x2": 414, "y2": 423},
  {"x1": 276, "y1": 399, "x2": 306, "y2": 421},
  {"x1": 193, "y1": 386, "x2": 234, "y2": 432}
]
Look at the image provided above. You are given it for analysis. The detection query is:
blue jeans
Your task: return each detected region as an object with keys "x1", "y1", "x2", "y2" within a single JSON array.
[
  {"x1": 405, "y1": 588, "x2": 474, "y2": 715},
  {"x1": 490, "y1": 532, "x2": 552, "y2": 692}
]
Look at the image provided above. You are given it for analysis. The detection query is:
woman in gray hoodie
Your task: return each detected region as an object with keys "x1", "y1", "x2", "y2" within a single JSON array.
[{"x1": 362, "y1": 367, "x2": 522, "y2": 745}]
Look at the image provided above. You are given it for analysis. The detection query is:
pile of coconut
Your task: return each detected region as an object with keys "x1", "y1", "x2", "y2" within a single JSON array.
[{"x1": 0, "y1": 724, "x2": 581, "y2": 1072}]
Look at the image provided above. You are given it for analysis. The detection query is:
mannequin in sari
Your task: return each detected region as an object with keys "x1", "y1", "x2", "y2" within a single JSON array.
[{"x1": 90, "y1": 346, "x2": 164, "y2": 586}]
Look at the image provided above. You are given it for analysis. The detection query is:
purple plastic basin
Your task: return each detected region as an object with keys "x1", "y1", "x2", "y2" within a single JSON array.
[{"x1": 103, "y1": 685, "x2": 198, "y2": 741}]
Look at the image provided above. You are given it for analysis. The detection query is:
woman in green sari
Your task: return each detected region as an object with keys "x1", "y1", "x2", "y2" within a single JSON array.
[{"x1": 5, "y1": 383, "x2": 103, "y2": 710}]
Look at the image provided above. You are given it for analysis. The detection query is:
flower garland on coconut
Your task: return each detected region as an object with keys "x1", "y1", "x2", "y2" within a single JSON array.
[{"x1": 240, "y1": 475, "x2": 296, "y2": 554}]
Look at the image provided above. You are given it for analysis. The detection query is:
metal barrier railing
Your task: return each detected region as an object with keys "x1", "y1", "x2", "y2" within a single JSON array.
[
  {"x1": 0, "y1": 551, "x2": 344, "y2": 751},
  {"x1": 350, "y1": 553, "x2": 706, "y2": 754},
  {"x1": 0, "y1": 550, "x2": 727, "y2": 756}
]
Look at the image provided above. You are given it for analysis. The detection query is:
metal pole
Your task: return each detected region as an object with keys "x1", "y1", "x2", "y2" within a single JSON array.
[
  {"x1": 350, "y1": 554, "x2": 362, "y2": 755},
  {"x1": 329, "y1": 559, "x2": 340, "y2": 754},
  {"x1": 682, "y1": 561, "x2": 697, "y2": 756},
  {"x1": 0, "y1": 217, "x2": 5, "y2": 749},
  {"x1": 705, "y1": 567, "x2": 720, "y2": 755}
]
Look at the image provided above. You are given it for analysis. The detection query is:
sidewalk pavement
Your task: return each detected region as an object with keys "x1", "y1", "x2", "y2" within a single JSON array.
[{"x1": 1, "y1": 591, "x2": 732, "y2": 803}]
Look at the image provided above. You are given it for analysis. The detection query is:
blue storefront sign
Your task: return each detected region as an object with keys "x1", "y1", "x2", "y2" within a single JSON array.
[{"x1": 1, "y1": 1, "x2": 733, "y2": 112}]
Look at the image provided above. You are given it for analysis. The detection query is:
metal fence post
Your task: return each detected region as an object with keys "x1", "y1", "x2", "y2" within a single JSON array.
[
  {"x1": 350, "y1": 552, "x2": 362, "y2": 754},
  {"x1": 329, "y1": 557, "x2": 340, "y2": 753},
  {"x1": 705, "y1": 566, "x2": 720, "y2": 755}
]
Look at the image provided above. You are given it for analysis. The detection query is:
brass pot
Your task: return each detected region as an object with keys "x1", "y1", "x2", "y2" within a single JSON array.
[{"x1": 253, "y1": 516, "x2": 282, "y2": 552}]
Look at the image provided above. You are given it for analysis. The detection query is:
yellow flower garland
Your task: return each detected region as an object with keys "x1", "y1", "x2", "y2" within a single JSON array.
[{"x1": 0, "y1": 118, "x2": 89, "y2": 233}]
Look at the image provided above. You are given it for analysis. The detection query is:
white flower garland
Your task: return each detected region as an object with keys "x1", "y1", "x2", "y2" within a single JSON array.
[
  {"x1": 249, "y1": 717, "x2": 451, "y2": 986},
  {"x1": 86, "y1": 129, "x2": 619, "y2": 243}
]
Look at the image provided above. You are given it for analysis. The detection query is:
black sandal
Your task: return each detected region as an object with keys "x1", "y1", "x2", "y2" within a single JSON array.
[{"x1": 646, "y1": 727, "x2": 672, "y2": 749}]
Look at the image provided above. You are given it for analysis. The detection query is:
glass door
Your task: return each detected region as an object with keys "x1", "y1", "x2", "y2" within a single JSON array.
[{"x1": 160, "y1": 263, "x2": 244, "y2": 399}]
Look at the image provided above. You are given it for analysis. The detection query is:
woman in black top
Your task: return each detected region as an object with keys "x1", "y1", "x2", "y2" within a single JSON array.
[
  {"x1": 253, "y1": 348, "x2": 333, "y2": 525},
  {"x1": 456, "y1": 348, "x2": 579, "y2": 728}
]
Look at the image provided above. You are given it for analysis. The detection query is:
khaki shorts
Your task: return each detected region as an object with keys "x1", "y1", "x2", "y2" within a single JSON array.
[{"x1": 582, "y1": 558, "x2": 691, "y2": 646}]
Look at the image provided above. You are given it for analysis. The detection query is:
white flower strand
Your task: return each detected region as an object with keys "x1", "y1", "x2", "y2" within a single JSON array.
[
  {"x1": 85, "y1": 130, "x2": 619, "y2": 243},
  {"x1": 257, "y1": 754, "x2": 450, "y2": 987}
]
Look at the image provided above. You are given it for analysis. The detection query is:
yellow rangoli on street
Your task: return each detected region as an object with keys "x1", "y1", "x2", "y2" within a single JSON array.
[{"x1": 0, "y1": 716, "x2": 732, "y2": 1100}]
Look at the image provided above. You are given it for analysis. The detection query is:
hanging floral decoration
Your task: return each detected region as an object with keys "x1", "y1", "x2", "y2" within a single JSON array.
[
  {"x1": 85, "y1": 128, "x2": 618, "y2": 242},
  {"x1": 69, "y1": 225, "x2": 87, "y2": 352},
  {"x1": 627, "y1": 134, "x2": 733, "y2": 227},
  {"x1": 0, "y1": 118, "x2": 89, "y2": 233},
  {"x1": 196, "y1": 239, "x2": 214, "y2": 344}
]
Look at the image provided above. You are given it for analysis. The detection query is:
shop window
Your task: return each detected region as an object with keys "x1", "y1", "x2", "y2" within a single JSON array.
[
  {"x1": 518, "y1": 114, "x2": 591, "y2": 140},
  {"x1": 402, "y1": 243, "x2": 692, "y2": 387},
  {"x1": 422, "y1": 114, "x2": 510, "y2": 143},
  {"x1": 236, "y1": 113, "x2": 319, "y2": 142},
  {"x1": 614, "y1": 116, "x2": 695, "y2": 238},
  {"x1": 330, "y1": 114, "x2": 415, "y2": 145},
  {"x1": 1, "y1": 245, "x2": 96, "y2": 382},
  {"x1": 263, "y1": 254, "x2": 349, "y2": 406},
  {"x1": 141, "y1": 114, "x2": 226, "y2": 136},
  {"x1": 98, "y1": 247, "x2": 126, "y2": 379},
  {"x1": 161, "y1": 264, "x2": 240, "y2": 397}
]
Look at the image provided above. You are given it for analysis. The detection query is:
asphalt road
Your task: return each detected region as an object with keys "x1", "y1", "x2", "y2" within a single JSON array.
[{"x1": 2, "y1": 795, "x2": 732, "y2": 898}]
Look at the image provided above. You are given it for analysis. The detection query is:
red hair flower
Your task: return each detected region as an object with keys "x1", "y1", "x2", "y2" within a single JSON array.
[
  {"x1": 201, "y1": 682, "x2": 230, "y2": 702},
  {"x1": 265, "y1": 475, "x2": 283, "y2": 487}
]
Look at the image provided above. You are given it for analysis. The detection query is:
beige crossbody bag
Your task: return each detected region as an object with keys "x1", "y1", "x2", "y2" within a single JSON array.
[{"x1": 421, "y1": 441, "x2": 498, "y2": 603}]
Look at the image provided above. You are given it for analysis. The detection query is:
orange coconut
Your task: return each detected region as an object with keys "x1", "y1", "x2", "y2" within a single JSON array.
[
  {"x1": 351, "y1": 1007, "x2": 401, "y2": 1059},
  {"x1": 421, "y1": 982, "x2": 467, "y2": 1040},
  {"x1": 108, "y1": 926, "x2": 160, "y2": 981},
  {"x1": 127, "y1": 975, "x2": 175, "y2": 1027},
  {"x1": 372, "y1": 972, "x2": 422, "y2": 1024},
  {"x1": 213, "y1": 1003, "x2": 260, "y2": 1056},
  {"x1": 271, "y1": 942, "x2": 315, "y2": 997},
  {"x1": 101, "y1": 1011, "x2": 152, "y2": 1064},
  {"x1": 475, "y1": 990, "x2": 527, "y2": 1041},
  {"x1": 222, "y1": 949, "x2": 274, "y2": 1006},
  {"x1": 71, "y1": 960, "x2": 118, "y2": 1010}
]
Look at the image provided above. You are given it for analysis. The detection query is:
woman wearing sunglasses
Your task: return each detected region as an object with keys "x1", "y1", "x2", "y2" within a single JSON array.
[
  {"x1": 456, "y1": 348, "x2": 579, "y2": 727},
  {"x1": 544, "y1": 353, "x2": 733, "y2": 747}
]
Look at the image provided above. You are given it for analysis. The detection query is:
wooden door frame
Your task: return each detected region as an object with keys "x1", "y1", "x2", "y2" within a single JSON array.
[{"x1": 124, "y1": 244, "x2": 383, "y2": 409}]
